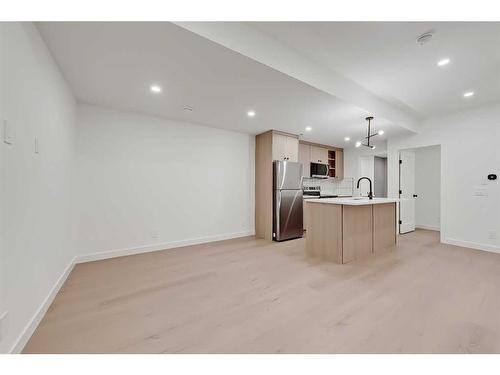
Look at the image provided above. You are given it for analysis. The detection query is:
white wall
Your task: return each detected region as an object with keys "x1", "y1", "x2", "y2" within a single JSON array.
[
  {"x1": 414, "y1": 145, "x2": 440, "y2": 231},
  {"x1": 0, "y1": 23, "x2": 255, "y2": 353},
  {"x1": 0, "y1": 23, "x2": 77, "y2": 353},
  {"x1": 374, "y1": 156, "x2": 387, "y2": 198},
  {"x1": 344, "y1": 141, "x2": 387, "y2": 197},
  {"x1": 388, "y1": 104, "x2": 500, "y2": 252},
  {"x1": 75, "y1": 104, "x2": 255, "y2": 259}
]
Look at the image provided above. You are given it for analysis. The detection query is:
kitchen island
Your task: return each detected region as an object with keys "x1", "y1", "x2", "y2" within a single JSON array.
[{"x1": 305, "y1": 198, "x2": 398, "y2": 264}]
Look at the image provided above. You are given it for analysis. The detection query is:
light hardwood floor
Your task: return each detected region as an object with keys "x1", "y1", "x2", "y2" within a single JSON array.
[{"x1": 24, "y1": 230, "x2": 500, "y2": 353}]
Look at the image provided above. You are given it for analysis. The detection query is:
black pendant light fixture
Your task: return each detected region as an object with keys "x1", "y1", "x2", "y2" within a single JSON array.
[{"x1": 355, "y1": 116, "x2": 384, "y2": 149}]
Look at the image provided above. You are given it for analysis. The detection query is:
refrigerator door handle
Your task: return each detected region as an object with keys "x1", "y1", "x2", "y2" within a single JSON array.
[{"x1": 274, "y1": 190, "x2": 281, "y2": 239}]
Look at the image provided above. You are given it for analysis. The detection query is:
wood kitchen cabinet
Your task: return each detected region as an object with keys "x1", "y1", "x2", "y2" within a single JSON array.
[
  {"x1": 335, "y1": 150, "x2": 344, "y2": 179},
  {"x1": 272, "y1": 133, "x2": 298, "y2": 162},
  {"x1": 305, "y1": 200, "x2": 396, "y2": 264},
  {"x1": 298, "y1": 143, "x2": 311, "y2": 178},
  {"x1": 298, "y1": 141, "x2": 344, "y2": 179},
  {"x1": 310, "y1": 146, "x2": 328, "y2": 164}
]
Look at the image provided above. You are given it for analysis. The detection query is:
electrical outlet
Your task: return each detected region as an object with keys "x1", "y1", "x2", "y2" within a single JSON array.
[
  {"x1": 0, "y1": 311, "x2": 8, "y2": 342},
  {"x1": 151, "y1": 231, "x2": 160, "y2": 240},
  {"x1": 488, "y1": 231, "x2": 497, "y2": 240}
]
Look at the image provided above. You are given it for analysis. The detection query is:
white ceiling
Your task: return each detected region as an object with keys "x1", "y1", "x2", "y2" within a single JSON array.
[
  {"x1": 249, "y1": 22, "x2": 500, "y2": 117},
  {"x1": 37, "y1": 22, "x2": 500, "y2": 149},
  {"x1": 37, "y1": 22, "x2": 406, "y2": 147},
  {"x1": 175, "y1": 21, "x2": 420, "y2": 133}
]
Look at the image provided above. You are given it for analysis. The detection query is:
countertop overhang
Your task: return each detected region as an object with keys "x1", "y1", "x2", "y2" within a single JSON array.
[{"x1": 305, "y1": 197, "x2": 399, "y2": 206}]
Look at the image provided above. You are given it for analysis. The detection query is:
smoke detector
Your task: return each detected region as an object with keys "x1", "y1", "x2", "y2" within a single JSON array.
[{"x1": 416, "y1": 31, "x2": 434, "y2": 45}]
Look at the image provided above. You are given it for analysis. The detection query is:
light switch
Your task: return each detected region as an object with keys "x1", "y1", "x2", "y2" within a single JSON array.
[{"x1": 3, "y1": 119, "x2": 12, "y2": 145}]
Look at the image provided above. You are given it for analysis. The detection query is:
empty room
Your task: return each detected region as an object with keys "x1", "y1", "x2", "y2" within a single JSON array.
[{"x1": 2, "y1": 1, "x2": 500, "y2": 372}]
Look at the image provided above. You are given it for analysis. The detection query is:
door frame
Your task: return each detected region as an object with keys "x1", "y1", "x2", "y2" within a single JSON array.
[
  {"x1": 397, "y1": 144, "x2": 443, "y2": 240},
  {"x1": 398, "y1": 150, "x2": 416, "y2": 234}
]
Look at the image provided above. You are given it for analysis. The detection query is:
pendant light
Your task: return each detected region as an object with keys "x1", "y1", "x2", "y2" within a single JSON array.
[{"x1": 355, "y1": 116, "x2": 384, "y2": 149}]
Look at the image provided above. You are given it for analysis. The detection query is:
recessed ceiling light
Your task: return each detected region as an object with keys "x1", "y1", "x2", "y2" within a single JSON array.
[
  {"x1": 463, "y1": 91, "x2": 475, "y2": 98},
  {"x1": 437, "y1": 58, "x2": 450, "y2": 67},
  {"x1": 150, "y1": 84, "x2": 162, "y2": 94},
  {"x1": 305, "y1": 126, "x2": 312, "y2": 131},
  {"x1": 355, "y1": 141, "x2": 361, "y2": 148},
  {"x1": 378, "y1": 130, "x2": 384, "y2": 135},
  {"x1": 344, "y1": 137, "x2": 350, "y2": 141},
  {"x1": 247, "y1": 110, "x2": 256, "y2": 117}
]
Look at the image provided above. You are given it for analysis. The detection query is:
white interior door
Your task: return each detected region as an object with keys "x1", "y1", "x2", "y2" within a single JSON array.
[{"x1": 399, "y1": 150, "x2": 416, "y2": 234}]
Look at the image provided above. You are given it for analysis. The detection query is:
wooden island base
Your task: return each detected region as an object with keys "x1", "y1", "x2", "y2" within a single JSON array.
[{"x1": 306, "y1": 201, "x2": 397, "y2": 264}]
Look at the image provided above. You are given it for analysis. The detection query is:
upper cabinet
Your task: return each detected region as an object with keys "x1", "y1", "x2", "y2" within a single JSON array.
[
  {"x1": 335, "y1": 150, "x2": 344, "y2": 179},
  {"x1": 298, "y1": 143, "x2": 311, "y2": 178},
  {"x1": 272, "y1": 133, "x2": 298, "y2": 162},
  {"x1": 310, "y1": 146, "x2": 329, "y2": 164},
  {"x1": 327, "y1": 149, "x2": 344, "y2": 179},
  {"x1": 298, "y1": 142, "x2": 344, "y2": 179},
  {"x1": 285, "y1": 136, "x2": 299, "y2": 161}
]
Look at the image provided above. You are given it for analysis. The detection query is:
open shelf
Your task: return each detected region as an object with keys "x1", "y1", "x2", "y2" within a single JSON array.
[{"x1": 328, "y1": 150, "x2": 336, "y2": 177}]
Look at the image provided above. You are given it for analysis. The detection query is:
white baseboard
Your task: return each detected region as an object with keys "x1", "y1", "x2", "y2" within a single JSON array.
[
  {"x1": 7, "y1": 229, "x2": 498, "y2": 354},
  {"x1": 8, "y1": 230, "x2": 254, "y2": 353},
  {"x1": 443, "y1": 237, "x2": 500, "y2": 254},
  {"x1": 75, "y1": 230, "x2": 255, "y2": 264},
  {"x1": 9, "y1": 257, "x2": 76, "y2": 354},
  {"x1": 416, "y1": 225, "x2": 440, "y2": 231}
]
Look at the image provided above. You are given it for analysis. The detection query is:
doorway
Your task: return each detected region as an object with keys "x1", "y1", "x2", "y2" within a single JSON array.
[
  {"x1": 356, "y1": 154, "x2": 388, "y2": 198},
  {"x1": 399, "y1": 145, "x2": 441, "y2": 234},
  {"x1": 374, "y1": 156, "x2": 388, "y2": 198}
]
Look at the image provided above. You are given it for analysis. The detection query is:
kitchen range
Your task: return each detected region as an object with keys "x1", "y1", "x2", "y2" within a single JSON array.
[{"x1": 303, "y1": 186, "x2": 339, "y2": 199}]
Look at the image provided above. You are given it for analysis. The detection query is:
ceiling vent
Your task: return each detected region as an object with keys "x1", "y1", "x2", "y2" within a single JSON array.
[{"x1": 416, "y1": 31, "x2": 434, "y2": 45}]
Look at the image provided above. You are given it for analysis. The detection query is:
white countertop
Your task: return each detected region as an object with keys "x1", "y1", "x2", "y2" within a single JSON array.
[
  {"x1": 306, "y1": 197, "x2": 399, "y2": 206},
  {"x1": 303, "y1": 195, "x2": 352, "y2": 200}
]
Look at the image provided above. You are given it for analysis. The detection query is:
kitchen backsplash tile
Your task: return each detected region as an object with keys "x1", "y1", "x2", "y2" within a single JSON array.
[{"x1": 303, "y1": 177, "x2": 354, "y2": 196}]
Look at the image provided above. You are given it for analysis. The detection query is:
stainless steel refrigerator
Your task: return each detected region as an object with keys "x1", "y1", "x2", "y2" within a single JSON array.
[{"x1": 273, "y1": 161, "x2": 303, "y2": 241}]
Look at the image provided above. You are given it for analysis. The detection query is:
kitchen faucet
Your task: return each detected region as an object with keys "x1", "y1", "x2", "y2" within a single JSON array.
[{"x1": 357, "y1": 177, "x2": 373, "y2": 200}]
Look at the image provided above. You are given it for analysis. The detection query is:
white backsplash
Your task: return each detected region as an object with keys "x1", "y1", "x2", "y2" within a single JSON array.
[{"x1": 303, "y1": 177, "x2": 354, "y2": 196}]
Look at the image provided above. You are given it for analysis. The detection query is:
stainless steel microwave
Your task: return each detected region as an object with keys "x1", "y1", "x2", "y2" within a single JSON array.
[{"x1": 310, "y1": 162, "x2": 329, "y2": 178}]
